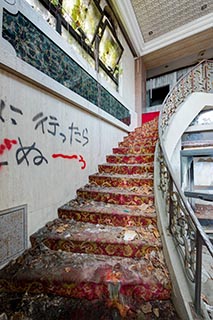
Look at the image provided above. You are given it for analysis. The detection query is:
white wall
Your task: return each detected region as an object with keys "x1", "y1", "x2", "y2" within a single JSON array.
[
  {"x1": 0, "y1": 69, "x2": 128, "y2": 237},
  {"x1": 0, "y1": 0, "x2": 137, "y2": 239},
  {"x1": 119, "y1": 34, "x2": 135, "y2": 109}
]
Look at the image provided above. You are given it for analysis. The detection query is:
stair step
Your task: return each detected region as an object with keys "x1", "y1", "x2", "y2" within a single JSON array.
[
  {"x1": 106, "y1": 154, "x2": 154, "y2": 164},
  {"x1": 58, "y1": 200, "x2": 157, "y2": 227},
  {"x1": 119, "y1": 136, "x2": 158, "y2": 148},
  {"x1": 0, "y1": 247, "x2": 171, "y2": 302},
  {"x1": 30, "y1": 219, "x2": 161, "y2": 258},
  {"x1": 134, "y1": 126, "x2": 158, "y2": 134},
  {"x1": 119, "y1": 139, "x2": 157, "y2": 148},
  {"x1": 132, "y1": 130, "x2": 158, "y2": 137},
  {"x1": 89, "y1": 173, "x2": 153, "y2": 188},
  {"x1": 113, "y1": 145, "x2": 156, "y2": 155},
  {"x1": 99, "y1": 163, "x2": 154, "y2": 175},
  {"x1": 0, "y1": 292, "x2": 179, "y2": 320},
  {"x1": 125, "y1": 131, "x2": 158, "y2": 139},
  {"x1": 77, "y1": 185, "x2": 154, "y2": 205}
]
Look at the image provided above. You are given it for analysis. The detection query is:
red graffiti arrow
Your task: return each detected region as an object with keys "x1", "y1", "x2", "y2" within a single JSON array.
[{"x1": 52, "y1": 153, "x2": 86, "y2": 170}]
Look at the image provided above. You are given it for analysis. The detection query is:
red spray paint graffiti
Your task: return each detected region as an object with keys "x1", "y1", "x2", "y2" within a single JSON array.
[
  {"x1": 0, "y1": 138, "x2": 17, "y2": 169},
  {"x1": 52, "y1": 153, "x2": 86, "y2": 170},
  {"x1": 0, "y1": 138, "x2": 17, "y2": 154}
]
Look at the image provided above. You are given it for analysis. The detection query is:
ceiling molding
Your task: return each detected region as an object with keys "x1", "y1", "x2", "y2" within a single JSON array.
[
  {"x1": 113, "y1": 0, "x2": 145, "y2": 56},
  {"x1": 114, "y1": 0, "x2": 213, "y2": 57}
]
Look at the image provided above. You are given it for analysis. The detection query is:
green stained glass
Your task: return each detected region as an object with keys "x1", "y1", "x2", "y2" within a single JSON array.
[
  {"x1": 62, "y1": 0, "x2": 102, "y2": 44},
  {"x1": 99, "y1": 22, "x2": 123, "y2": 72},
  {"x1": 2, "y1": 9, "x2": 130, "y2": 126}
]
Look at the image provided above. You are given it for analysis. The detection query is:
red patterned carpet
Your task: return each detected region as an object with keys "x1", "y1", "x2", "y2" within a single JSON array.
[{"x1": 0, "y1": 117, "x2": 180, "y2": 319}]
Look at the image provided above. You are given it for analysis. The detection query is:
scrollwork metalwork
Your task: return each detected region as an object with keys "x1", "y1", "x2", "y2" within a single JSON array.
[
  {"x1": 170, "y1": 191, "x2": 196, "y2": 282},
  {"x1": 158, "y1": 60, "x2": 213, "y2": 315},
  {"x1": 160, "y1": 60, "x2": 213, "y2": 135},
  {"x1": 158, "y1": 151, "x2": 169, "y2": 196}
]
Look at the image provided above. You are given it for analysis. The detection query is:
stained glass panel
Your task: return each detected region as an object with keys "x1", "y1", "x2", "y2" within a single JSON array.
[
  {"x1": 99, "y1": 22, "x2": 123, "y2": 73},
  {"x1": 62, "y1": 0, "x2": 102, "y2": 44}
]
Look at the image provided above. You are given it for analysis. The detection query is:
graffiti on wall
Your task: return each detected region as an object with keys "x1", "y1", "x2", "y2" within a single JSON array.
[
  {"x1": 32, "y1": 112, "x2": 89, "y2": 147},
  {"x1": 0, "y1": 99, "x2": 89, "y2": 170},
  {"x1": 52, "y1": 153, "x2": 86, "y2": 170},
  {"x1": 16, "y1": 137, "x2": 48, "y2": 166},
  {"x1": 1, "y1": 99, "x2": 23, "y2": 125},
  {"x1": 0, "y1": 138, "x2": 17, "y2": 168}
]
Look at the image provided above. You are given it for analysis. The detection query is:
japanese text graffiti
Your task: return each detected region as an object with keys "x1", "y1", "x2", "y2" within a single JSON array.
[
  {"x1": 10, "y1": 105, "x2": 23, "y2": 125},
  {"x1": 16, "y1": 138, "x2": 48, "y2": 166},
  {"x1": 32, "y1": 113, "x2": 59, "y2": 136},
  {"x1": 1, "y1": 98, "x2": 89, "y2": 171},
  {"x1": 32, "y1": 112, "x2": 89, "y2": 146},
  {"x1": 0, "y1": 99, "x2": 23, "y2": 125},
  {"x1": 0, "y1": 100, "x2": 5, "y2": 123},
  {"x1": 69, "y1": 123, "x2": 89, "y2": 146}
]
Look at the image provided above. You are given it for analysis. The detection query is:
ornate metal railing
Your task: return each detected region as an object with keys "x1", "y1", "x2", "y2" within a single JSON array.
[
  {"x1": 158, "y1": 60, "x2": 213, "y2": 315},
  {"x1": 160, "y1": 60, "x2": 213, "y2": 134}
]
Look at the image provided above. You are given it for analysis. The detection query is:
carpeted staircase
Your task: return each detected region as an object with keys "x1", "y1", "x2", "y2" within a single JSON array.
[{"x1": 0, "y1": 118, "x2": 179, "y2": 319}]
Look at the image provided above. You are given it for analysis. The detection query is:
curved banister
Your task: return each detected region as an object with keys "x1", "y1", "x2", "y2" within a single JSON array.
[
  {"x1": 157, "y1": 59, "x2": 213, "y2": 316},
  {"x1": 159, "y1": 59, "x2": 213, "y2": 136}
]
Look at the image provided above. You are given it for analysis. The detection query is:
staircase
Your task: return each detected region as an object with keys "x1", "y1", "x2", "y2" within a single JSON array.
[{"x1": 0, "y1": 118, "x2": 179, "y2": 319}]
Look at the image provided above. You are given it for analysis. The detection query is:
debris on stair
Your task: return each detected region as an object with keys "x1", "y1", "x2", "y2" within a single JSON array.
[{"x1": 0, "y1": 117, "x2": 180, "y2": 319}]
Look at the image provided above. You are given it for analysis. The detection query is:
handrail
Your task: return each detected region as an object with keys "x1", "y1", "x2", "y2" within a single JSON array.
[
  {"x1": 158, "y1": 59, "x2": 213, "y2": 316},
  {"x1": 159, "y1": 59, "x2": 213, "y2": 135}
]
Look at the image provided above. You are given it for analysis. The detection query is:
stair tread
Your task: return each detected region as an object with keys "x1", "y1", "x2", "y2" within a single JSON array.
[
  {"x1": 119, "y1": 140, "x2": 157, "y2": 145},
  {"x1": 90, "y1": 172, "x2": 154, "y2": 179},
  {"x1": 0, "y1": 246, "x2": 170, "y2": 301},
  {"x1": 106, "y1": 154, "x2": 154, "y2": 164},
  {"x1": 59, "y1": 200, "x2": 157, "y2": 227},
  {"x1": 78, "y1": 185, "x2": 154, "y2": 196},
  {"x1": 100, "y1": 162, "x2": 154, "y2": 168},
  {"x1": 31, "y1": 218, "x2": 161, "y2": 247},
  {"x1": 108, "y1": 153, "x2": 155, "y2": 156},
  {"x1": 122, "y1": 135, "x2": 158, "y2": 139},
  {"x1": 113, "y1": 146, "x2": 156, "y2": 151},
  {"x1": 60, "y1": 199, "x2": 156, "y2": 217}
]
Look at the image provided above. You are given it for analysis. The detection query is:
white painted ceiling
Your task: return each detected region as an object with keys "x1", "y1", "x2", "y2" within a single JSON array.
[
  {"x1": 113, "y1": 0, "x2": 213, "y2": 76},
  {"x1": 130, "y1": 0, "x2": 213, "y2": 42}
]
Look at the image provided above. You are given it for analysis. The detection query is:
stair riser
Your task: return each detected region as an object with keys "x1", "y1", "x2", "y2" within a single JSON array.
[
  {"x1": 31, "y1": 237, "x2": 160, "y2": 259},
  {"x1": 106, "y1": 154, "x2": 154, "y2": 164},
  {"x1": 89, "y1": 176, "x2": 153, "y2": 188},
  {"x1": 118, "y1": 138, "x2": 157, "y2": 148},
  {"x1": 98, "y1": 164, "x2": 154, "y2": 175},
  {"x1": 125, "y1": 132, "x2": 158, "y2": 139},
  {"x1": 0, "y1": 279, "x2": 170, "y2": 303},
  {"x1": 134, "y1": 127, "x2": 158, "y2": 134},
  {"x1": 123, "y1": 137, "x2": 158, "y2": 146},
  {"x1": 58, "y1": 209, "x2": 157, "y2": 227},
  {"x1": 119, "y1": 140, "x2": 157, "y2": 148},
  {"x1": 77, "y1": 190, "x2": 154, "y2": 205},
  {"x1": 113, "y1": 146, "x2": 156, "y2": 155},
  {"x1": 0, "y1": 279, "x2": 109, "y2": 301}
]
